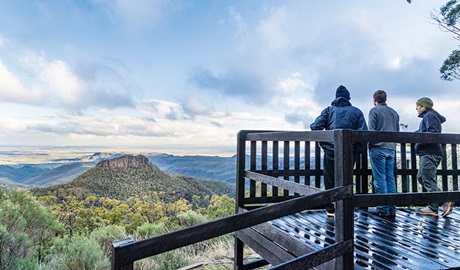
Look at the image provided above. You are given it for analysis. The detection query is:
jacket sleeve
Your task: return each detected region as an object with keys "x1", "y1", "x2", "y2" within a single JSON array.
[
  {"x1": 368, "y1": 109, "x2": 377, "y2": 131},
  {"x1": 310, "y1": 107, "x2": 331, "y2": 130},
  {"x1": 357, "y1": 111, "x2": 368, "y2": 131}
]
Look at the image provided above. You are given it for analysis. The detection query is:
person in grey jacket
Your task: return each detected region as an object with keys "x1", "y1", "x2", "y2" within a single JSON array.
[
  {"x1": 310, "y1": 85, "x2": 368, "y2": 217},
  {"x1": 414, "y1": 97, "x2": 453, "y2": 217},
  {"x1": 368, "y1": 90, "x2": 399, "y2": 217}
]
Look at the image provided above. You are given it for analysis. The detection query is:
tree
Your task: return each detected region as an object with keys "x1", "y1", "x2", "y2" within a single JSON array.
[
  {"x1": 431, "y1": 0, "x2": 460, "y2": 80},
  {"x1": 0, "y1": 188, "x2": 63, "y2": 269}
]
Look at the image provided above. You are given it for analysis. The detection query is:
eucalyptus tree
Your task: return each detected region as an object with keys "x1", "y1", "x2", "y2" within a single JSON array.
[{"x1": 431, "y1": 0, "x2": 460, "y2": 80}]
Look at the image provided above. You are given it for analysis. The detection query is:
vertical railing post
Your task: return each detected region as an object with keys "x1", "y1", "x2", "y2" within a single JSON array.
[
  {"x1": 334, "y1": 129, "x2": 354, "y2": 269},
  {"x1": 452, "y1": 144, "x2": 459, "y2": 191},
  {"x1": 234, "y1": 130, "x2": 248, "y2": 269},
  {"x1": 400, "y1": 143, "x2": 409, "y2": 193},
  {"x1": 111, "y1": 238, "x2": 133, "y2": 270}
]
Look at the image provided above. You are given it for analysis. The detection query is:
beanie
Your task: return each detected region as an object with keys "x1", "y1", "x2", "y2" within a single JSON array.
[
  {"x1": 335, "y1": 85, "x2": 351, "y2": 100},
  {"x1": 416, "y1": 97, "x2": 433, "y2": 109}
]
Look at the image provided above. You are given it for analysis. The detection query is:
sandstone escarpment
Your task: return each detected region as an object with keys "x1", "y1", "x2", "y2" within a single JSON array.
[{"x1": 96, "y1": 155, "x2": 149, "y2": 169}]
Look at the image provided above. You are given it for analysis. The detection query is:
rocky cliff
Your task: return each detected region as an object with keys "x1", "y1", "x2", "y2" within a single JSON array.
[{"x1": 96, "y1": 155, "x2": 149, "y2": 169}]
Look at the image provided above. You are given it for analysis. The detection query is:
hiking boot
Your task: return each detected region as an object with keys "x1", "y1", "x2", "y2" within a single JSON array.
[
  {"x1": 442, "y1": 202, "x2": 453, "y2": 217},
  {"x1": 416, "y1": 206, "x2": 439, "y2": 217}
]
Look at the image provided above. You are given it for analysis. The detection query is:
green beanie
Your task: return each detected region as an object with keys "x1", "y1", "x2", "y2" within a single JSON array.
[{"x1": 416, "y1": 97, "x2": 433, "y2": 109}]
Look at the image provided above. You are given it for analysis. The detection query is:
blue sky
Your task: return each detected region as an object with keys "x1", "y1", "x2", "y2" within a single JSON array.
[{"x1": 0, "y1": 0, "x2": 459, "y2": 156}]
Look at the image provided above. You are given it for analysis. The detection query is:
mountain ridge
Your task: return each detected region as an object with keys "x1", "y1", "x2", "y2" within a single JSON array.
[
  {"x1": 0, "y1": 152, "x2": 239, "y2": 188},
  {"x1": 31, "y1": 154, "x2": 235, "y2": 202}
]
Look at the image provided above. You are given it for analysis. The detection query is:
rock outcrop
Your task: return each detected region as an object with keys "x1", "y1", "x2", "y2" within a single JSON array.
[{"x1": 96, "y1": 155, "x2": 149, "y2": 169}]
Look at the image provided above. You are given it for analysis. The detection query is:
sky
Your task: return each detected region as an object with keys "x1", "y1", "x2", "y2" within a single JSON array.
[{"x1": 0, "y1": 0, "x2": 460, "y2": 158}]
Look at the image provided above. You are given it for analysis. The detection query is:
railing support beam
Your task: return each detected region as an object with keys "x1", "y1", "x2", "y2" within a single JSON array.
[{"x1": 334, "y1": 129, "x2": 355, "y2": 269}]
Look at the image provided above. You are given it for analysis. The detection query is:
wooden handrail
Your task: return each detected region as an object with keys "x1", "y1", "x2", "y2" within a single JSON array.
[
  {"x1": 111, "y1": 186, "x2": 352, "y2": 269},
  {"x1": 112, "y1": 129, "x2": 460, "y2": 269}
]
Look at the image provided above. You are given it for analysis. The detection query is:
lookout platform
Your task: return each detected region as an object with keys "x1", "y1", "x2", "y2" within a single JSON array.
[
  {"x1": 270, "y1": 208, "x2": 460, "y2": 269},
  {"x1": 111, "y1": 129, "x2": 460, "y2": 270}
]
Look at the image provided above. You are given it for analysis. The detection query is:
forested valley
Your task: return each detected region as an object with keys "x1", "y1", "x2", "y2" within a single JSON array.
[{"x1": 0, "y1": 155, "x2": 239, "y2": 270}]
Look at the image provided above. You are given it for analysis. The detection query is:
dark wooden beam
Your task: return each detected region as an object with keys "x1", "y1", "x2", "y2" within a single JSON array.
[
  {"x1": 112, "y1": 186, "x2": 352, "y2": 267},
  {"x1": 245, "y1": 171, "x2": 322, "y2": 196},
  {"x1": 270, "y1": 240, "x2": 353, "y2": 270}
]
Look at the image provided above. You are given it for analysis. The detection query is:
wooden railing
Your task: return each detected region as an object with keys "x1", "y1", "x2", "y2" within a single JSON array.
[
  {"x1": 112, "y1": 129, "x2": 460, "y2": 270},
  {"x1": 234, "y1": 129, "x2": 460, "y2": 269}
]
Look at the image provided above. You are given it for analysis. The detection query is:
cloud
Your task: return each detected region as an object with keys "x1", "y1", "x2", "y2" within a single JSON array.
[
  {"x1": 258, "y1": 6, "x2": 290, "y2": 52},
  {"x1": 228, "y1": 7, "x2": 246, "y2": 37},
  {"x1": 29, "y1": 114, "x2": 172, "y2": 138},
  {"x1": 74, "y1": 60, "x2": 137, "y2": 109},
  {"x1": 272, "y1": 73, "x2": 322, "y2": 128},
  {"x1": 92, "y1": 0, "x2": 178, "y2": 31},
  {"x1": 139, "y1": 99, "x2": 187, "y2": 121},
  {"x1": 179, "y1": 95, "x2": 213, "y2": 119},
  {"x1": 0, "y1": 50, "x2": 136, "y2": 110},
  {"x1": 188, "y1": 66, "x2": 273, "y2": 104},
  {"x1": 0, "y1": 59, "x2": 44, "y2": 104}
]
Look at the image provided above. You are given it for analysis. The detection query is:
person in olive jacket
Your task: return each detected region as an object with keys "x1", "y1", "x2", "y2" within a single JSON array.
[
  {"x1": 414, "y1": 97, "x2": 453, "y2": 217},
  {"x1": 310, "y1": 85, "x2": 368, "y2": 217}
]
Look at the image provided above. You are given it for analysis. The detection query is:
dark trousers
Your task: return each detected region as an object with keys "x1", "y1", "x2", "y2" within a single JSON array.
[
  {"x1": 417, "y1": 155, "x2": 442, "y2": 212},
  {"x1": 323, "y1": 148, "x2": 357, "y2": 213}
]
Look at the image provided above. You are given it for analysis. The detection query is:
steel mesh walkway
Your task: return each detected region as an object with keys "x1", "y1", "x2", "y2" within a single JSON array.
[{"x1": 270, "y1": 208, "x2": 460, "y2": 269}]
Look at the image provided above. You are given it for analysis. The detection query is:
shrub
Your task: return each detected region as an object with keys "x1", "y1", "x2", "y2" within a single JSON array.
[
  {"x1": 177, "y1": 210, "x2": 208, "y2": 227},
  {"x1": 135, "y1": 222, "x2": 169, "y2": 239},
  {"x1": 90, "y1": 225, "x2": 127, "y2": 256},
  {"x1": 64, "y1": 235, "x2": 110, "y2": 270}
]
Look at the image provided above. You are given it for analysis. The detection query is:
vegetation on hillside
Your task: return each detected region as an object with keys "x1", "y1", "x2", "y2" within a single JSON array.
[
  {"x1": 0, "y1": 155, "x2": 244, "y2": 269},
  {"x1": 1, "y1": 187, "x2": 237, "y2": 269},
  {"x1": 31, "y1": 162, "x2": 234, "y2": 203}
]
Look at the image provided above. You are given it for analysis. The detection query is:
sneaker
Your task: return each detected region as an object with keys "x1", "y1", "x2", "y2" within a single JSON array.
[
  {"x1": 326, "y1": 211, "x2": 358, "y2": 220},
  {"x1": 416, "y1": 206, "x2": 439, "y2": 217},
  {"x1": 367, "y1": 208, "x2": 390, "y2": 217},
  {"x1": 442, "y1": 202, "x2": 453, "y2": 217}
]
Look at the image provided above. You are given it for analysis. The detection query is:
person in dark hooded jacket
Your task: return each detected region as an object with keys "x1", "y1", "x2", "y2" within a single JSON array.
[
  {"x1": 414, "y1": 97, "x2": 453, "y2": 217},
  {"x1": 310, "y1": 85, "x2": 368, "y2": 217}
]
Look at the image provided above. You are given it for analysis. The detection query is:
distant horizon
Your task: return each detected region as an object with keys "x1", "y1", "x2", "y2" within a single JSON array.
[{"x1": 0, "y1": 145, "x2": 237, "y2": 165}]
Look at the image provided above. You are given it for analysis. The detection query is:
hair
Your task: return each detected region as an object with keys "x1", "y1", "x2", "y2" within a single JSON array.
[{"x1": 373, "y1": 90, "x2": 387, "y2": 103}]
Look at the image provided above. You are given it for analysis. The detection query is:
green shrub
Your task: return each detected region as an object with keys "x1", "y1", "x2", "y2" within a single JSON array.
[
  {"x1": 64, "y1": 235, "x2": 110, "y2": 270},
  {"x1": 135, "y1": 222, "x2": 169, "y2": 239},
  {"x1": 152, "y1": 249, "x2": 189, "y2": 270},
  {"x1": 90, "y1": 225, "x2": 127, "y2": 256},
  {"x1": 177, "y1": 210, "x2": 208, "y2": 227}
]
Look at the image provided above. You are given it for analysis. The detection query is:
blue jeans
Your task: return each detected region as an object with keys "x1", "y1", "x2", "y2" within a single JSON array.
[{"x1": 369, "y1": 148, "x2": 397, "y2": 215}]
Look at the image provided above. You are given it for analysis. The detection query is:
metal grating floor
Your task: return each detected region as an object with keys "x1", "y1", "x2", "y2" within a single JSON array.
[{"x1": 270, "y1": 208, "x2": 460, "y2": 269}]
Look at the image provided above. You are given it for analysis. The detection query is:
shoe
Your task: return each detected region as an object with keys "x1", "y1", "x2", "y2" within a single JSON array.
[
  {"x1": 442, "y1": 202, "x2": 453, "y2": 217},
  {"x1": 367, "y1": 208, "x2": 389, "y2": 217},
  {"x1": 416, "y1": 207, "x2": 439, "y2": 217},
  {"x1": 326, "y1": 211, "x2": 357, "y2": 220}
]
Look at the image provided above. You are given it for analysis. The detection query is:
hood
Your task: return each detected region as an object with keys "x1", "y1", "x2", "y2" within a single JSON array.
[
  {"x1": 335, "y1": 85, "x2": 351, "y2": 100},
  {"x1": 331, "y1": 97, "x2": 352, "y2": 107},
  {"x1": 418, "y1": 108, "x2": 446, "y2": 123}
]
